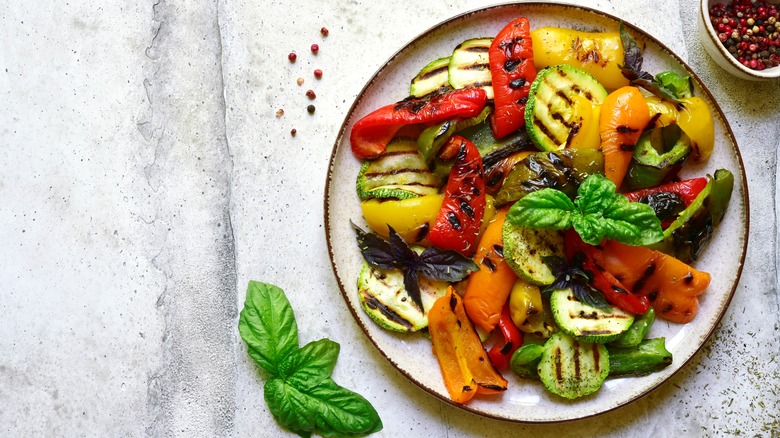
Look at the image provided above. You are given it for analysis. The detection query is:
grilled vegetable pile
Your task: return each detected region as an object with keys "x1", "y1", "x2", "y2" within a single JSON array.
[{"x1": 349, "y1": 17, "x2": 732, "y2": 402}]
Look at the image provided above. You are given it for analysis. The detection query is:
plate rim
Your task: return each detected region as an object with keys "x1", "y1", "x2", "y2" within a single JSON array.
[{"x1": 323, "y1": 1, "x2": 750, "y2": 424}]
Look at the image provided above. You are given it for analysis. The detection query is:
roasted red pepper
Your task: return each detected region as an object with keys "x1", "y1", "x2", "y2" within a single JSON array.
[
  {"x1": 564, "y1": 230, "x2": 650, "y2": 315},
  {"x1": 486, "y1": 303, "x2": 523, "y2": 371},
  {"x1": 427, "y1": 136, "x2": 486, "y2": 255},
  {"x1": 623, "y1": 177, "x2": 708, "y2": 228},
  {"x1": 349, "y1": 88, "x2": 488, "y2": 159},
  {"x1": 624, "y1": 177, "x2": 707, "y2": 204},
  {"x1": 488, "y1": 17, "x2": 537, "y2": 139}
]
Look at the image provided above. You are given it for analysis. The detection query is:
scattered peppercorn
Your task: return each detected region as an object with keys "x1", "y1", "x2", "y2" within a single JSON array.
[
  {"x1": 311, "y1": 44, "x2": 319, "y2": 54},
  {"x1": 314, "y1": 69, "x2": 323, "y2": 78},
  {"x1": 288, "y1": 52, "x2": 297, "y2": 62},
  {"x1": 321, "y1": 27, "x2": 329, "y2": 37},
  {"x1": 306, "y1": 89, "x2": 316, "y2": 99},
  {"x1": 291, "y1": 128, "x2": 297, "y2": 136},
  {"x1": 710, "y1": 0, "x2": 780, "y2": 70},
  {"x1": 307, "y1": 104, "x2": 316, "y2": 114},
  {"x1": 276, "y1": 108, "x2": 285, "y2": 118},
  {"x1": 297, "y1": 77, "x2": 304, "y2": 86}
]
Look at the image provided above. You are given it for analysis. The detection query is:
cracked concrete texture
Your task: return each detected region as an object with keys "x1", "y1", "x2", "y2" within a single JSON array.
[
  {"x1": 1, "y1": 0, "x2": 237, "y2": 436},
  {"x1": 0, "y1": 0, "x2": 778, "y2": 436}
]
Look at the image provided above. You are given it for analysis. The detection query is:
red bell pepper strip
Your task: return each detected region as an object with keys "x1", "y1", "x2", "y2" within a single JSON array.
[
  {"x1": 623, "y1": 177, "x2": 708, "y2": 228},
  {"x1": 487, "y1": 303, "x2": 523, "y2": 371},
  {"x1": 488, "y1": 17, "x2": 537, "y2": 139},
  {"x1": 349, "y1": 88, "x2": 488, "y2": 159},
  {"x1": 563, "y1": 229, "x2": 650, "y2": 315},
  {"x1": 427, "y1": 136, "x2": 486, "y2": 255},
  {"x1": 623, "y1": 177, "x2": 707, "y2": 204}
]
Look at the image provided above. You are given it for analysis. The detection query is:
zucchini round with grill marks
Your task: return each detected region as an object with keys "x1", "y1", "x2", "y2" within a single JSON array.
[
  {"x1": 550, "y1": 287, "x2": 634, "y2": 344},
  {"x1": 356, "y1": 137, "x2": 443, "y2": 200},
  {"x1": 538, "y1": 331, "x2": 609, "y2": 399},
  {"x1": 357, "y1": 261, "x2": 449, "y2": 333},
  {"x1": 410, "y1": 56, "x2": 452, "y2": 98},
  {"x1": 525, "y1": 65, "x2": 608, "y2": 151},
  {"x1": 448, "y1": 37, "x2": 494, "y2": 99},
  {"x1": 502, "y1": 221, "x2": 564, "y2": 286}
]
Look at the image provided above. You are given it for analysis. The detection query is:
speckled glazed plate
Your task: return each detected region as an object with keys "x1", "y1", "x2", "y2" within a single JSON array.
[{"x1": 325, "y1": 3, "x2": 749, "y2": 423}]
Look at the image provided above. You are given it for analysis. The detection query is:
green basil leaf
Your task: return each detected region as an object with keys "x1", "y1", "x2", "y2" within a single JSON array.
[
  {"x1": 264, "y1": 377, "x2": 315, "y2": 438},
  {"x1": 601, "y1": 200, "x2": 663, "y2": 245},
  {"x1": 571, "y1": 214, "x2": 605, "y2": 246},
  {"x1": 655, "y1": 71, "x2": 693, "y2": 99},
  {"x1": 575, "y1": 174, "x2": 619, "y2": 216},
  {"x1": 265, "y1": 377, "x2": 383, "y2": 437},
  {"x1": 279, "y1": 339, "x2": 340, "y2": 389},
  {"x1": 239, "y1": 281, "x2": 299, "y2": 375},
  {"x1": 507, "y1": 188, "x2": 575, "y2": 230}
]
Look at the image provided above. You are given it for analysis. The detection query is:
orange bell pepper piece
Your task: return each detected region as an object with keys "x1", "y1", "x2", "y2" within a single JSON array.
[
  {"x1": 428, "y1": 287, "x2": 508, "y2": 404},
  {"x1": 462, "y1": 207, "x2": 517, "y2": 333},
  {"x1": 599, "y1": 86, "x2": 650, "y2": 189},
  {"x1": 600, "y1": 240, "x2": 710, "y2": 323}
]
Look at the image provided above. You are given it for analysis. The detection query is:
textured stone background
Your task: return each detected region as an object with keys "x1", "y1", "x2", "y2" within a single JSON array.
[{"x1": 0, "y1": 0, "x2": 778, "y2": 436}]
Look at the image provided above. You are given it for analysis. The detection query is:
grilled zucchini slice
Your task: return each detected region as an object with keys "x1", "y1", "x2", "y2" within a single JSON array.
[
  {"x1": 357, "y1": 260, "x2": 449, "y2": 333},
  {"x1": 525, "y1": 65, "x2": 608, "y2": 151},
  {"x1": 448, "y1": 37, "x2": 494, "y2": 99},
  {"x1": 502, "y1": 221, "x2": 564, "y2": 286},
  {"x1": 538, "y1": 332, "x2": 609, "y2": 399},
  {"x1": 410, "y1": 56, "x2": 452, "y2": 98},
  {"x1": 356, "y1": 137, "x2": 443, "y2": 200},
  {"x1": 550, "y1": 287, "x2": 634, "y2": 344}
]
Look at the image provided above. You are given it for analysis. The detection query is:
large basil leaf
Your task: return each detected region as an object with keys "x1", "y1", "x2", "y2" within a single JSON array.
[
  {"x1": 575, "y1": 174, "x2": 618, "y2": 216},
  {"x1": 571, "y1": 214, "x2": 605, "y2": 246},
  {"x1": 601, "y1": 200, "x2": 663, "y2": 246},
  {"x1": 239, "y1": 281, "x2": 300, "y2": 375},
  {"x1": 278, "y1": 339, "x2": 339, "y2": 389},
  {"x1": 265, "y1": 377, "x2": 383, "y2": 437},
  {"x1": 507, "y1": 188, "x2": 575, "y2": 230}
]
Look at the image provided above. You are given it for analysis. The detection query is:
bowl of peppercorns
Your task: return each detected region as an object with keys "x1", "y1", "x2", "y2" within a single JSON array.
[{"x1": 699, "y1": 0, "x2": 780, "y2": 80}]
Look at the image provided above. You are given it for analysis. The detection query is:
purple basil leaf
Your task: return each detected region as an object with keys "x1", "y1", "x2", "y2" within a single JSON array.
[
  {"x1": 541, "y1": 256, "x2": 569, "y2": 276},
  {"x1": 571, "y1": 281, "x2": 611, "y2": 310},
  {"x1": 417, "y1": 247, "x2": 479, "y2": 282},
  {"x1": 352, "y1": 222, "x2": 397, "y2": 270},
  {"x1": 402, "y1": 269, "x2": 424, "y2": 312},
  {"x1": 620, "y1": 22, "x2": 644, "y2": 74},
  {"x1": 387, "y1": 226, "x2": 419, "y2": 268}
]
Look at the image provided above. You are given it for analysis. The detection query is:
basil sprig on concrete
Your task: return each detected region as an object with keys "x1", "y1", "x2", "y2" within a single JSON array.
[
  {"x1": 507, "y1": 174, "x2": 663, "y2": 246},
  {"x1": 239, "y1": 281, "x2": 383, "y2": 437}
]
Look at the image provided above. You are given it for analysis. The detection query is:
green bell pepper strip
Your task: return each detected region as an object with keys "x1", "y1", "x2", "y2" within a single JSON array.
[{"x1": 623, "y1": 124, "x2": 692, "y2": 191}]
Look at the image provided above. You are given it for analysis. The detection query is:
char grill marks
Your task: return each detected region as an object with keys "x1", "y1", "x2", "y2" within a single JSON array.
[{"x1": 535, "y1": 71, "x2": 600, "y2": 147}]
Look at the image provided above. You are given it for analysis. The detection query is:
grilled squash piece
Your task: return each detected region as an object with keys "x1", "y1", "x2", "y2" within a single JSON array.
[
  {"x1": 550, "y1": 287, "x2": 634, "y2": 344},
  {"x1": 356, "y1": 138, "x2": 443, "y2": 200},
  {"x1": 525, "y1": 65, "x2": 608, "y2": 151},
  {"x1": 448, "y1": 37, "x2": 494, "y2": 99},
  {"x1": 537, "y1": 332, "x2": 609, "y2": 399}
]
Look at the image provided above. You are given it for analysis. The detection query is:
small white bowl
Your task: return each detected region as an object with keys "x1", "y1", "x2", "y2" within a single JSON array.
[{"x1": 698, "y1": 0, "x2": 780, "y2": 80}]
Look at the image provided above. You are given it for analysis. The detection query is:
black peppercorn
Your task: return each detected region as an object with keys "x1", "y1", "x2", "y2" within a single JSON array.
[{"x1": 307, "y1": 104, "x2": 315, "y2": 114}]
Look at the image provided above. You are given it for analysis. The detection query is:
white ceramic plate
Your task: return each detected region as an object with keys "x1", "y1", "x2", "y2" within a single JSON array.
[{"x1": 325, "y1": 3, "x2": 749, "y2": 423}]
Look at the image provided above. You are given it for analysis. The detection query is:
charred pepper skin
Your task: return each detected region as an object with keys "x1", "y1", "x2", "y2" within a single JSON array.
[
  {"x1": 489, "y1": 17, "x2": 537, "y2": 139},
  {"x1": 427, "y1": 136, "x2": 487, "y2": 256},
  {"x1": 350, "y1": 88, "x2": 488, "y2": 159}
]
